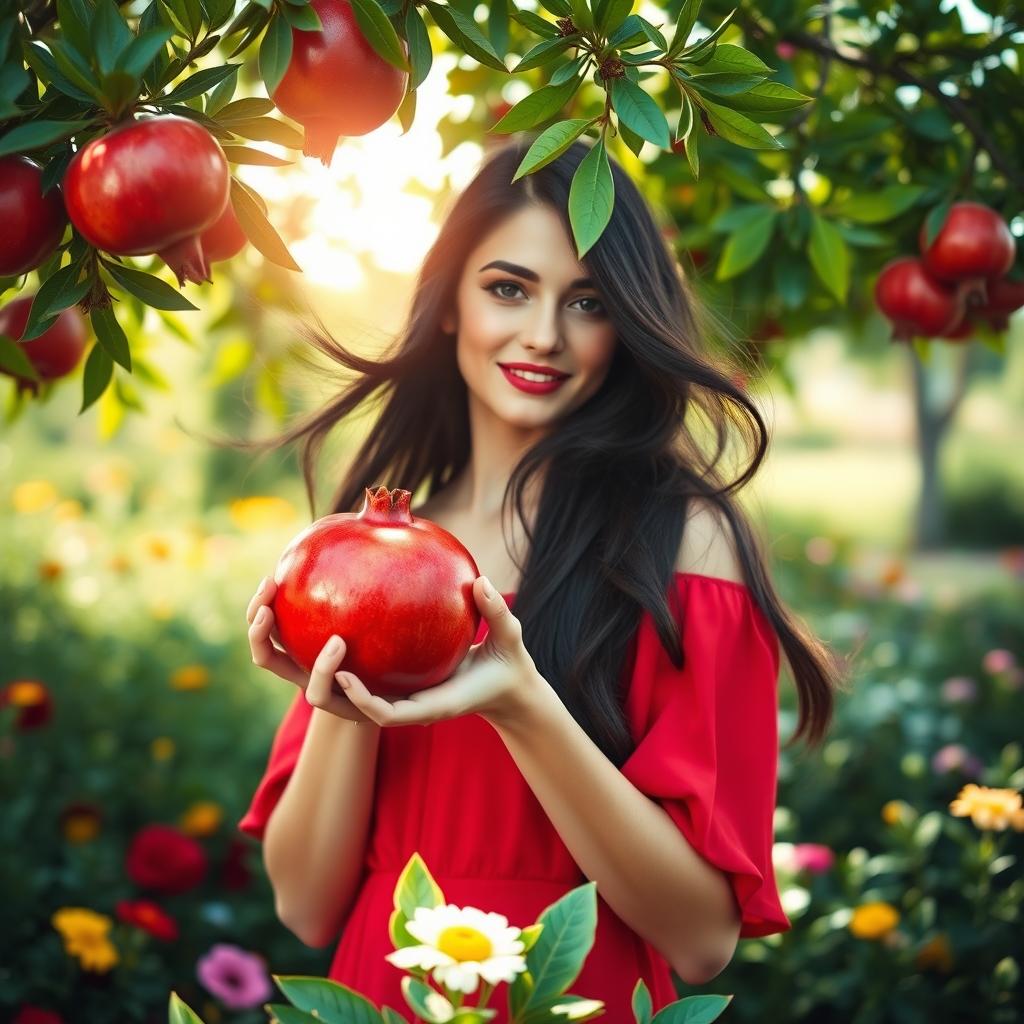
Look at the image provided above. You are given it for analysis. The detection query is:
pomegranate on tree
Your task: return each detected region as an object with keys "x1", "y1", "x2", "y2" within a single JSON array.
[
  {"x1": 919, "y1": 201, "x2": 1015, "y2": 304},
  {"x1": 271, "y1": 485, "x2": 481, "y2": 695},
  {"x1": 0, "y1": 156, "x2": 67, "y2": 277},
  {"x1": 874, "y1": 257, "x2": 964, "y2": 340},
  {"x1": 158, "y1": 199, "x2": 248, "y2": 285},
  {"x1": 63, "y1": 116, "x2": 229, "y2": 285},
  {"x1": 273, "y1": 0, "x2": 408, "y2": 165},
  {"x1": 0, "y1": 297, "x2": 88, "y2": 393},
  {"x1": 973, "y1": 276, "x2": 1024, "y2": 332}
]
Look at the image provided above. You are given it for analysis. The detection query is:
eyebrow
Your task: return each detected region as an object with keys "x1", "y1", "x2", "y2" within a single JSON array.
[{"x1": 478, "y1": 259, "x2": 593, "y2": 290}]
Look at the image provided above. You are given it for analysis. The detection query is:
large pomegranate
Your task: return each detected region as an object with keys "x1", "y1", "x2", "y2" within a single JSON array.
[
  {"x1": 63, "y1": 116, "x2": 229, "y2": 284},
  {"x1": 0, "y1": 156, "x2": 67, "y2": 277},
  {"x1": 0, "y1": 297, "x2": 88, "y2": 392},
  {"x1": 875, "y1": 257, "x2": 964, "y2": 340},
  {"x1": 157, "y1": 199, "x2": 247, "y2": 286},
  {"x1": 920, "y1": 201, "x2": 1015, "y2": 304},
  {"x1": 974, "y1": 276, "x2": 1024, "y2": 331},
  {"x1": 272, "y1": 0, "x2": 408, "y2": 165},
  {"x1": 271, "y1": 485, "x2": 481, "y2": 695}
]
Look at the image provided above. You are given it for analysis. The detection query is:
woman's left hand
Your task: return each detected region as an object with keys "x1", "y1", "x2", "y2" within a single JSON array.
[{"x1": 317, "y1": 577, "x2": 547, "y2": 729}]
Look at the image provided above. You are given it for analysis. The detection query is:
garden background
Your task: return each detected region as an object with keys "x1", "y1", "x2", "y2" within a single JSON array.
[{"x1": 2, "y1": 0, "x2": 1022, "y2": 1022}]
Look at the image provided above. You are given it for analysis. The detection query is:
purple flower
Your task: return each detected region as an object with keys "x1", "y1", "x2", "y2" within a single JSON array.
[
  {"x1": 792, "y1": 843, "x2": 835, "y2": 874},
  {"x1": 196, "y1": 943, "x2": 273, "y2": 1010},
  {"x1": 940, "y1": 676, "x2": 977, "y2": 704},
  {"x1": 931, "y1": 744, "x2": 984, "y2": 779}
]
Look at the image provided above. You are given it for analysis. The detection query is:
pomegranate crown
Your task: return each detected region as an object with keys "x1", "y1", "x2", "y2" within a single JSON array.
[{"x1": 360, "y1": 485, "x2": 413, "y2": 522}]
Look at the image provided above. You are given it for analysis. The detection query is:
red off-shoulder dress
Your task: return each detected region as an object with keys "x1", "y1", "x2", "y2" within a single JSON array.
[{"x1": 239, "y1": 573, "x2": 791, "y2": 1019}]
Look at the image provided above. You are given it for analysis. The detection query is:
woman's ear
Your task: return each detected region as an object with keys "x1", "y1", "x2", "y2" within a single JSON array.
[{"x1": 441, "y1": 309, "x2": 457, "y2": 335}]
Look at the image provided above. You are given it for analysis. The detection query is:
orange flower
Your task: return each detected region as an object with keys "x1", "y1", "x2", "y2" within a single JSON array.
[
  {"x1": 61, "y1": 803, "x2": 102, "y2": 844},
  {"x1": 849, "y1": 901, "x2": 900, "y2": 940},
  {"x1": 1, "y1": 680, "x2": 53, "y2": 730},
  {"x1": 179, "y1": 801, "x2": 223, "y2": 837},
  {"x1": 949, "y1": 784, "x2": 1024, "y2": 831},
  {"x1": 915, "y1": 932, "x2": 954, "y2": 973}
]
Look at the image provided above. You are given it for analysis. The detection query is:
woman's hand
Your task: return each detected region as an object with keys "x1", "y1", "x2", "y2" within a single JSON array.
[
  {"x1": 321, "y1": 577, "x2": 548, "y2": 729},
  {"x1": 245, "y1": 576, "x2": 374, "y2": 725}
]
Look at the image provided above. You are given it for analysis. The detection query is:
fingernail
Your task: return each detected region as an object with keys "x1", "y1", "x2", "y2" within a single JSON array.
[
  {"x1": 327, "y1": 635, "x2": 341, "y2": 653},
  {"x1": 481, "y1": 577, "x2": 496, "y2": 599},
  {"x1": 259, "y1": 576, "x2": 269, "y2": 593},
  {"x1": 335, "y1": 672, "x2": 351, "y2": 689}
]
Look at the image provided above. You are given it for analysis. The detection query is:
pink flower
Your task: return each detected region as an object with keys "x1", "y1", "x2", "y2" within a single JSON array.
[
  {"x1": 941, "y1": 676, "x2": 977, "y2": 704},
  {"x1": 931, "y1": 744, "x2": 983, "y2": 779},
  {"x1": 775, "y1": 41, "x2": 798, "y2": 59},
  {"x1": 983, "y1": 649, "x2": 1016, "y2": 675},
  {"x1": 792, "y1": 843, "x2": 835, "y2": 874},
  {"x1": 196, "y1": 943, "x2": 273, "y2": 1010}
]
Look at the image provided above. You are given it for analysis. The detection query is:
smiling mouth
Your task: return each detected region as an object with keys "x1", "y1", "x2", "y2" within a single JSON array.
[{"x1": 497, "y1": 365, "x2": 571, "y2": 382}]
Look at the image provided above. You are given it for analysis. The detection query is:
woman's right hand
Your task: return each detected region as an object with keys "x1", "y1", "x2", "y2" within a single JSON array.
[{"x1": 246, "y1": 576, "x2": 374, "y2": 724}]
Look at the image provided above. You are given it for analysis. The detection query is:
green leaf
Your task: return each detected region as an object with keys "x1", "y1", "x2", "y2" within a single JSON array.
[
  {"x1": 80, "y1": 340, "x2": 113, "y2": 414},
  {"x1": 686, "y1": 72, "x2": 768, "y2": 97},
  {"x1": 168, "y1": 992, "x2": 207, "y2": 1024},
  {"x1": 405, "y1": 4, "x2": 433, "y2": 90},
  {"x1": 922, "y1": 199, "x2": 953, "y2": 249},
  {"x1": 217, "y1": 97, "x2": 277, "y2": 121},
  {"x1": 521, "y1": 882, "x2": 599, "y2": 1008},
  {"x1": 607, "y1": 14, "x2": 646, "y2": 49},
  {"x1": 219, "y1": 144, "x2": 293, "y2": 166},
  {"x1": 23, "y1": 41, "x2": 95, "y2": 104},
  {"x1": 56, "y1": 0, "x2": 93, "y2": 58},
  {"x1": 91, "y1": 0, "x2": 134, "y2": 75},
  {"x1": 423, "y1": 2, "x2": 507, "y2": 73},
  {"x1": 727, "y1": 81, "x2": 812, "y2": 115},
  {"x1": 231, "y1": 177, "x2": 302, "y2": 272},
  {"x1": 489, "y1": 0, "x2": 510, "y2": 59},
  {"x1": 394, "y1": 852, "x2": 445, "y2": 922},
  {"x1": 716, "y1": 206, "x2": 777, "y2": 280},
  {"x1": 283, "y1": 2, "x2": 323, "y2": 31},
  {"x1": 512, "y1": 36, "x2": 574, "y2": 73},
  {"x1": 550, "y1": 54, "x2": 589, "y2": 85},
  {"x1": 676, "y1": 9, "x2": 735, "y2": 61},
  {"x1": 636, "y1": 15, "x2": 668, "y2": 50},
  {"x1": 492, "y1": 75, "x2": 581, "y2": 133},
  {"x1": 163, "y1": 63, "x2": 239, "y2": 103},
  {"x1": 349, "y1": 0, "x2": 410, "y2": 72},
  {"x1": 259, "y1": 13, "x2": 293, "y2": 96},
  {"x1": 116, "y1": 27, "x2": 174, "y2": 80},
  {"x1": 274, "y1": 976, "x2": 384, "y2": 1024},
  {"x1": 263, "y1": 1007, "x2": 322, "y2": 1024},
  {"x1": 0, "y1": 336, "x2": 42, "y2": 384},
  {"x1": 651, "y1": 994, "x2": 733, "y2": 1023},
  {"x1": 597, "y1": 0, "x2": 634, "y2": 35},
  {"x1": 832, "y1": 185, "x2": 928, "y2": 225},
  {"x1": 90, "y1": 305, "x2": 131, "y2": 371},
  {"x1": 513, "y1": 118, "x2": 594, "y2": 180},
  {"x1": 401, "y1": 977, "x2": 453, "y2": 1024},
  {"x1": 29, "y1": 264, "x2": 91, "y2": 325},
  {"x1": 396, "y1": 86, "x2": 415, "y2": 134},
  {"x1": 46, "y1": 39, "x2": 105, "y2": 102},
  {"x1": 510, "y1": 7, "x2": 559, "y2": 38},
  {"x1": 674, "y1": 94, "x2": 694, "y2": 143},
  {"x1": 684, "y1": 43, "x2": 773, "y2": 75},
  {"x1": 204, "y1": 63, "x2": 238, "y2": 113},
  {"x1": 835, "y1": 223, "x2": 890, "y2": 248},
  {"x1": 103, "y1": 262, "x2": 200, "y2": 311},
  {"x1": 667, "y1": 0, "x2": 701, "y2": 58},
  {"x1": 808, "y1": 213, "x2": 850, "y2": 302},
  {"x1": 694, "y1": 96, "x2": 783, "y2": 149},
  {"x1": 227, "y1": 116, "x2": 305, "y2": 148},
  {"x1": 610, "y1": 77, "x2": 669, "y2": 148},
  {"x1": 633, "y1": 979, "x2": 653, "y2": 1024},
  {"x1": 616, "y1": 117, "x2": 645, "y2": 157},
  {"x1": 537, "y1": 0, "x2": 572, "y2": 16},
  {"x1": 0, "y1": 119, "x2": 92, "y2": 158}
]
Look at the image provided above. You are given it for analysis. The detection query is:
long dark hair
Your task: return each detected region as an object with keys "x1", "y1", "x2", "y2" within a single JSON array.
[{"x1": 211, "y1": 137, "x2": 846, "y2": 763}]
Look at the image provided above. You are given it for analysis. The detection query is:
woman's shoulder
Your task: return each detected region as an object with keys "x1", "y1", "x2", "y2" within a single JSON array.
[{"x1": 674, "y1": 498, "x2": 745, "y2": 585}]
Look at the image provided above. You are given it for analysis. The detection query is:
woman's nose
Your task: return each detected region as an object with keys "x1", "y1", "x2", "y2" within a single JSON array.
[{"x1": 523, "y1": 305, "x2": 563, "y2": 352}]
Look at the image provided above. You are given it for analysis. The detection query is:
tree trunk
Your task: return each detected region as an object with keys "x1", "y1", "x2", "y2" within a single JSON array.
[{"x1": 909, "y1": 343, "x2": 977, "y2": 550}]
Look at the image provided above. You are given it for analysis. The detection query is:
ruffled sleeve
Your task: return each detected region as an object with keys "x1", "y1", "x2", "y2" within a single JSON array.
[
  {"x1": 238, "y1": 690, "x2": 314, "y2": 841},
  {"x1": 619, "y1": 572, "x2": 791, "y2": 939}
]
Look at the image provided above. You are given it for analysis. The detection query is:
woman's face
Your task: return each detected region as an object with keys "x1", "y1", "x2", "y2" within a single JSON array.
[{"x1": 443, "y1": 203, "x2": 618, "y2": 432}]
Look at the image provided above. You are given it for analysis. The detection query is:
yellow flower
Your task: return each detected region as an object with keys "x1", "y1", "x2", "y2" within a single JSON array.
[
  {"x1": 180, "y1": 801, "x2": 223, "y2": 837},
  {"x1": 229, "y1": 496, "x2": 297, "y2": 532},
  {"x1": 143, "y1": 533, "x2": 173, "y2": 560},
  {"x1": 849, "y1": 901, "x2": 900, "y2": 940},
  {"x1": 151, "y1": 737, "x2": 176, "y2": 761},
  {"x1": 949, "y1": 784, "x2": 1024, "y2": 831},
  {"x1": 881, "y1": 800, "x2": 914, "y2": 826},
  {"x1": 52, "y1": 907, "x2": 119, "y2": 972},
  {"x1": 13, "y1": 479, "x2": 59, "y2": 513},
  {"x1": 915, "y1": 932, "x2": 954, "y2": 973},
  {"x1": 5, "y1": 681, "x2": 48, "y2": 707},
  {"x1": 171, "y1": 665, "x2": 210, "y2": 691}
]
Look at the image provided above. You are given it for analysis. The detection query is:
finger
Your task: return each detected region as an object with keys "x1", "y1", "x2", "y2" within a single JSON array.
[
  {"x1": 245, "y1": 576, "x2": 277, "y2": 625},
  {"x1": 305, "y1": 635, "x2": 374, "y2": 723},
  {"x1": 248, "y1": 606, "x2": 307, "y2": 687},
  {"x1": 338, "y1": 671, "x2": 448, "y2": 728}
]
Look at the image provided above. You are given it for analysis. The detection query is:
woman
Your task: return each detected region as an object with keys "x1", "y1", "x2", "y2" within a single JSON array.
[{"x1": 237, "y1": 137, "x2": 843, "y2": 1018}]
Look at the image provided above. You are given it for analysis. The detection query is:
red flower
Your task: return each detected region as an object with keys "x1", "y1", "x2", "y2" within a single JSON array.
[
  {"x1": 13, "y1": 1008, "x2": 65, "y2": 1024},
  {"x1": 116, "y1": 899, "x2": 180, "y2": 941},
  {"x1": 125, "y1": 824, "x2": 207, "y2": 894},
  {"x1": 220, "y1": 835, "x2": 253, "y2": 891},
  {"x1": 1, "y1": 680, "x2": 54, "y2": 730}
]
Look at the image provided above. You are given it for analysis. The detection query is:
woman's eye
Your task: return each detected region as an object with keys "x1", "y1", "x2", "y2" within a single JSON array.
[
  {"x1": 573, "y1": 296, "x2": 605, "y2": 316},
  {"x1": 485, "y1": 281, "x2": 605, "y2": 315},
  {"x1": 487, "y1": 281, "x2": 524, "y2": 300}
]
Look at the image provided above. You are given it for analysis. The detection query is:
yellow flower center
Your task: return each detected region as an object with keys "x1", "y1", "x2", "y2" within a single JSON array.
[
  {"x1": 437, "y1": 925, "x2": 493, "y2": 962},
  {"x1": 7, "y1": 681, "x2": 48, "y2": 707}
]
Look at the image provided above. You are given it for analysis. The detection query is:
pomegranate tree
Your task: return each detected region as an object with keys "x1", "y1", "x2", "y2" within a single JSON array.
[
  {"x1": 920, "y1": 201, "x2": 1015, "y2": 304},
  {"x1": 874, "y1": 257, "x2": 965, "y2": 340},
  {"x1": 271, "y1": 485, "x2": 480, "y2": 695},
  {"x1": 0, "y1": 297, "x2": 88, "y2": 393},
  {"x1": 0, "y1": 156, "x2": 67, "y2": 277},
  {"x1": 273, "y1": 0, "x2": 408, "y2": 165},
  {"x1": 64, "y1": 116, "x2": 230, "y2": 284}
]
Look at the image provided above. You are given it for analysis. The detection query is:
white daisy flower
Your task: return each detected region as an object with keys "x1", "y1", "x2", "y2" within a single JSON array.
[{"x1": 385, "y1": 903, "x2": 527, "y2": 995}]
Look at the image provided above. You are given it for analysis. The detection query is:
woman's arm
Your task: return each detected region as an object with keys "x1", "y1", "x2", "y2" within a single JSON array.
[{"x1": 263, "y1": 710, "x2": 383, "y2": 947}]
